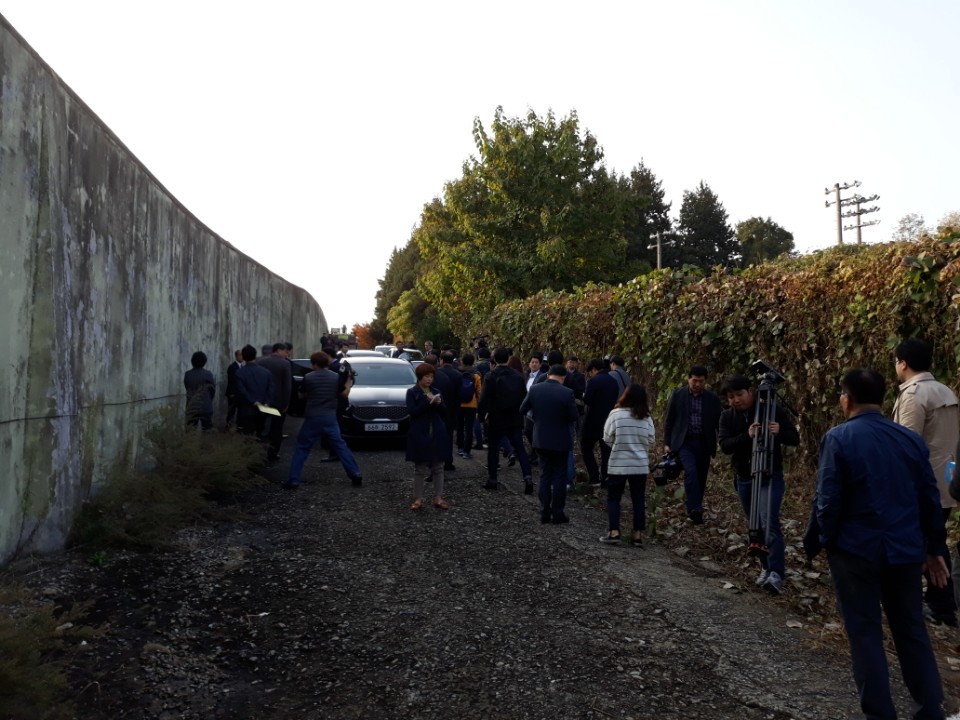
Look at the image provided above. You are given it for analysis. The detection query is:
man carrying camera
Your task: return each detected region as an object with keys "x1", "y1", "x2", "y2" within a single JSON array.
[
  {"x1": 663, "y1": 365, "x2": 722, "y2": 523},
  {"x1": 718, "y1": 374, "x2": 799, "y2": 595}
]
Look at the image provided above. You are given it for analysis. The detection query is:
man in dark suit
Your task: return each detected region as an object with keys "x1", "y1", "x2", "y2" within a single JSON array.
[
  {"x1": 234, "y1": 344, "x2": 274, "y2": 439},
  {"x1": 520, "y1": 364, "x2": 579, "y2": 524},
  {"x1": 664, "y1": 364, "x2": 722, "y2": 524},
  {"x1": 257, "y1": 343, "x2": 293, "y2": 462},
  {"x1": 225, "y1": 349, "x2": 242, "y2": 428}
]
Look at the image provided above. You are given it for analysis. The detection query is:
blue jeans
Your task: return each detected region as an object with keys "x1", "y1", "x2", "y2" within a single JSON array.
[
  {"x1": 828, "y1": 551, "x2": 944, "y2": 720},
  {"x1": 538, "y1": 449, "x2": 568, "y2": 519},
  {"x1": 734, "y1": 472, "x2": 784, "y2": 576},
  {"x1": 607, "y1": 474, "x2": 647, "y2": 533},
  {"x1": 678, "y1": 436, "x2": 711, "y2": 513},
  {"x1": 288, "y1": 414, "x2": 361, "y2": 485}
]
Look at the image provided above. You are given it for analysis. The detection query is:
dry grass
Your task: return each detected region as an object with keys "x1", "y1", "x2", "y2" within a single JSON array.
[{"x1": 72, "y1": 407, "x2": 265, "y2": 551}]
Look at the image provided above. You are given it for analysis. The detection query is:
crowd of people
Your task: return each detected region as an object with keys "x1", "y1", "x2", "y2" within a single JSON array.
[{"x1": 183, "y1": 336, "x2": 959, "y2": 719}]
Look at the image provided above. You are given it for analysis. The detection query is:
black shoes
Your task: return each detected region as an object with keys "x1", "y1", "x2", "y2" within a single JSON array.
[
  {"x1": 444, "y1": 462, "x2": 456, "y2": 472},
  {"x1": 551, "y1": 513, "x2": 570, "y2": 525},
  {"x1": 524, "y1": 478, "x2": 534, "y2": 495},
  {"x1": 540, "y1": 512, "x2": 552, "y2": 524},
  {"x1": 924, "y1": 606, "x2": 959, "y2": 627},
  {"x1": 484, "y1": 481, "x2": 498, "y2": 491},
  {"x1": 349, "y1": 474, "x2": 363, "y2": 487},
  {"x1": 282, "y1": 482, "x2": 299, "y2": 491},
  {"x1": 508, "y1": 454, "x2": 517, "y2": 467},
  {"x1": 688, "y1": 510, "x2": 704, "y2": 525}
]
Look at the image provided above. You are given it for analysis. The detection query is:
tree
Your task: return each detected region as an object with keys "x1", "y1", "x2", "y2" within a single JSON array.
[
  {"x1": 892, "y1": 213, "x2": 929, "y2": 243},
  {"x1": 370, "y1": 240, "x2": 424, "y2": 344},
  {"x1": 937, "y1": 210, "x2": 960, "y2": 234},
  {"x1": 618, "y1": 161, "x2": 672, "y2": 271},
  {"x1": 416, "y1": 107, "x2": 628, "y2": 336},
  {"x1": 735, "y1": 217, "x2": 795, "y2": 266},
  {"x1": 672, "y1": 181, "x2": 737, "y2": 270}
]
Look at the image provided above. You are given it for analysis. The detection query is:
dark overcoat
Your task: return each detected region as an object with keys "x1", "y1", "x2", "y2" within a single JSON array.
[{"x1": 405, "y1": 384, "x2": 449, "y2": 464}]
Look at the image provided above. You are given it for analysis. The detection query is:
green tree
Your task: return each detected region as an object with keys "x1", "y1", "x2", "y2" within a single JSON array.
[
  {"x1": 735, "y1": 216, "x2": 795, "y2": 266},
  {"x1": 370, "y1": 241, "x2": 422, "y2": 344},
  {"x1": 416, "y1": 107, "x2": 628, "y2": 336},
  {"x1": 618, "y1": 161, "x2": 672, "y2": 271},
  {"x1": 672, "y1": 181, "x2": 737, "y2": 270}
]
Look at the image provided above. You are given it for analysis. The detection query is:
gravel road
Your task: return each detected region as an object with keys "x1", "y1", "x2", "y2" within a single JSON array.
[{"x1": 19, "y1": 419, "x2": 960, "y2": 720}]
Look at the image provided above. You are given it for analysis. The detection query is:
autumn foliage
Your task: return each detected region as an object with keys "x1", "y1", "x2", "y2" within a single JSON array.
[{"x1": 481, "y1": 230, "x2": 960, "y2": 465}]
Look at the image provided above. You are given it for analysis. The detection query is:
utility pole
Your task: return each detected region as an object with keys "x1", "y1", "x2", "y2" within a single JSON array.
[
  {"x1": 824, "y1": 181, "x2": 860, "y2": 245},
  {"x1": 647, "y1": 231, "x2": 662, "y2": 270},
  {"x1": 841, "y1": 193, "x2": 881, "y2": 244}
]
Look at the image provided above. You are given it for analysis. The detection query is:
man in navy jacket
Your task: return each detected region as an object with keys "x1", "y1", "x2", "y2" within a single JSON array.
[
  {"x1": 815, "y1": 368, "x2": 947, "y2": 720},
  {"x1": 520, "y1": 365, "x2": 579, "y2": 524}
]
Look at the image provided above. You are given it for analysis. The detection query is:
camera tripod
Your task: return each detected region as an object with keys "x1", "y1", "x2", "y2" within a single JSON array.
[{"x1": 747, "y1": 374, "x2": 780, "y2": 558}]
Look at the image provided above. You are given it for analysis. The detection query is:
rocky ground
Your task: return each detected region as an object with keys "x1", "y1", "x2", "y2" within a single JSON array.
[{"x1": 10, "y1": 419, "x2": 960, "y2": 719}]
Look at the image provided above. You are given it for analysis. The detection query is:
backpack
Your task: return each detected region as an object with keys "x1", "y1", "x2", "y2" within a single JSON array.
[
  {"x1": 494, "y1": 370, "x2": 526, "y2": 412},
  {"x1": 460, "y1": 371, "x2": 479, "y2": 404}
]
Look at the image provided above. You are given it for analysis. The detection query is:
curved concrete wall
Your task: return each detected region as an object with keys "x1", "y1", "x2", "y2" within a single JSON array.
[{"x1": 0, "y1": 17, "x2": 327, "y2": 562}]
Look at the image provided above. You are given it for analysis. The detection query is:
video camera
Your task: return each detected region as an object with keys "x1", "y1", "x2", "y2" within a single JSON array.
[
  {"x1": 749, "y1": 359, "x2": 785, "y2": 387},
  {"x1": 651, "y1": 451, "x2": 682, "y2": 487}
]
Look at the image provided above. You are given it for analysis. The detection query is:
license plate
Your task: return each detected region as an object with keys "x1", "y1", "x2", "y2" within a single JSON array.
[{"x1": 365, "y1": 423, "x2": 398, "y2": 432}]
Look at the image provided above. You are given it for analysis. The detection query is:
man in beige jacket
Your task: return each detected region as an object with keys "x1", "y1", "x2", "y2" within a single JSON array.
[{"x1": 893, "y1": 338, "x2": 960, "y2": 626}]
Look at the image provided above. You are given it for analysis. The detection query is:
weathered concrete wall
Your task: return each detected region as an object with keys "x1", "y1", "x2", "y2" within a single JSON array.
[{"x1": 0, "y1": 17, "x2": 327, "y2": 562}]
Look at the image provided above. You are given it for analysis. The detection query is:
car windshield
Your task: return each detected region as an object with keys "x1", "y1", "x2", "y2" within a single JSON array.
[{"x1": 352, "y1": 363, "x2": 417, "y2": 387}]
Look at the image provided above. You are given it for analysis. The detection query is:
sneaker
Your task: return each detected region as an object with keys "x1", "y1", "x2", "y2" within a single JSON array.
[
  {"x1": 599, "y1": 533, "x2": 621, "y2": 545},
  {"x1": 463, "y1": 453, "x2": 473, "y2": 460},
  {"x1": 484, "y1": 481, "x2": 499, "y2": 491},
  {"x1": 349, "y1": 474, "x2": 363, "y2": 487},
  {"x1": 523, "y1": 477, "x2": 534, "y2": 495},
  {"x1": 762, "y1": 571, "x2": 783, "y2": 596},
  {"x1": 755, "y1": 569, "x2": 770, "y2": 586},
  {"x1": 508, "y1": 454, "x2": 517, "y2": 467},
  {"x1": 457, "y1": 449, "x2": 465, "y2": 458},
  {"x1": 688, "y1": 510, "x2": 704, "y2": 525}
]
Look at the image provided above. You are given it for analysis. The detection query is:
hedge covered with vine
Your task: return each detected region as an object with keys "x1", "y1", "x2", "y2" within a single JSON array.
[{"x1": 482, "y1": 230, "x2": 960, "y2": 463}]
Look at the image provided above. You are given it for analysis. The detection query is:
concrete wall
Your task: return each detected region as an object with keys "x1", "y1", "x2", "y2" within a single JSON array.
[{"x1": 0, "y1": 17, "x2": 327, "y2": 563}]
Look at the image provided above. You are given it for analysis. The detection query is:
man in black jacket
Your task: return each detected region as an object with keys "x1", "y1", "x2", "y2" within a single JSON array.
[
  {"x1": 437, "y1": 352, "x2": 462, "y2": 471},
  {"x1": 581, "y1": 358, "x2": 620, "y2": 487},
  {"x1": 477, "y1": 347, "x2": 533, "y2": 492},
  {"x1": 718, "y1": 374, "x2": 799, "y2": 595},
  {"x1": 663, "y1": 365, "x2": 722, "y2": 524},
  {"x1": 257, "y1": 343, "x2": 293, "y2": 462}
]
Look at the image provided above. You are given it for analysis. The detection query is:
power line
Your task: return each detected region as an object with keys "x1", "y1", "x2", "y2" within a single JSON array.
[{"x1": 824, "y1": 181, "x2": 880, "y2": 245}]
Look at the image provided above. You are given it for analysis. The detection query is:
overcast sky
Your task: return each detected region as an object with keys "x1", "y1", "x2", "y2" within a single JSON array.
[{"x1": 3, "y1": 1, "x2": 959, "y2": 332}]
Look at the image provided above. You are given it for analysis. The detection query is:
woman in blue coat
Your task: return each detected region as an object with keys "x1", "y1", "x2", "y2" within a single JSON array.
[{"x1": 406, "y1": 363, "x2": 449, "y2": 510}]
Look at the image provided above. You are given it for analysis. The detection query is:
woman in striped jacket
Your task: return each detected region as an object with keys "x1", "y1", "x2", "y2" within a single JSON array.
[{"x1": 600, "y1": 383, "x2": 655, "y2": 546}]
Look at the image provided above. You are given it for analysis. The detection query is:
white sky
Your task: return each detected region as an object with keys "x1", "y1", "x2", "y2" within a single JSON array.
[{"x1": 3, "y1": 1, "x2": 959, "y2": 331}]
